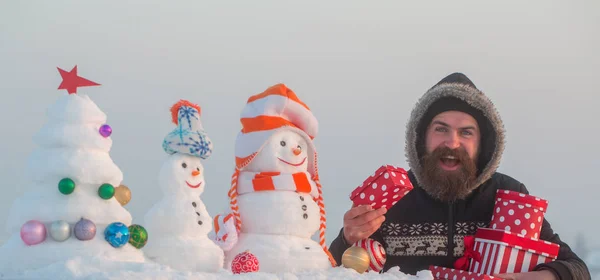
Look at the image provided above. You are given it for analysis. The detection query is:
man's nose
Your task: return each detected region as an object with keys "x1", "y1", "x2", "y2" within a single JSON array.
[{"x1": 445, "y1": 133, "x2": 460, "y2": 149}]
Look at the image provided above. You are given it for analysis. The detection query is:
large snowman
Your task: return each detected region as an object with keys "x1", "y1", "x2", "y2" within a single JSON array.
[
  {"x1": 143, "y1": 100, "x2": 223, "y2": 272},
  {"x1": 210, "y1": 84, "x2": 336, "y2": 273}
]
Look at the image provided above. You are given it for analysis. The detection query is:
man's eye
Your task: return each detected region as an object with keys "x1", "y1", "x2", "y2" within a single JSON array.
[{"x1": 435, "y1": 127, "x2": 447, "y2": 132}]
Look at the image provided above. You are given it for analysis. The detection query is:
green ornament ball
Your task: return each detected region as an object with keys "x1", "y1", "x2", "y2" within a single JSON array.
[
  {"x1": 98, "y1": 184, "x2": 115, "y2": 199},
  {"x1": 58, "y1": 178, "x2": 75, "y2": 195},
  {"x1": 128, "y1": 224, "x2": 148, "y2": 249}
]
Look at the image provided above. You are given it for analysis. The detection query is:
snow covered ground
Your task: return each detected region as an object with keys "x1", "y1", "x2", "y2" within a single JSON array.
[{"x1": 0, "y1": 257, "x2": 434, "y2": 280}]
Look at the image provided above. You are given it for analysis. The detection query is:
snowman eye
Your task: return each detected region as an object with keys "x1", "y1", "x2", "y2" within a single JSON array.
[
  {"x1": 182, "y1": 163, "x2": 187, "y2": 168},
  {"x1": 297, "y1": 145, "x2": 302, "y2": 150},
  {"x1": 280, "y1": 140, "x2": 286, "y2": 147},
  {"x1": 196, "y1": 167, "x2": 200, "y2": 171}
]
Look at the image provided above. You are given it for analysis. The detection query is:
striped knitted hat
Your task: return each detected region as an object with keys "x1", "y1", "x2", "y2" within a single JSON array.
[{"x1": 227, "y1": 83, "x2": 335, "y2": 266}]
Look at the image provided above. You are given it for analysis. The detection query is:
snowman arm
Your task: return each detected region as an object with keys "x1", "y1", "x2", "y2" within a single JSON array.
[{"x1": 209, "y1": 212, "x2": 238, "y2": 251}]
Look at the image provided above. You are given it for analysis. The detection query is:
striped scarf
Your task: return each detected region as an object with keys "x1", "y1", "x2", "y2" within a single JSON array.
[
  {"x1": 237, "y1": 171, "x2": 319, "y2": 199},
  {"x1": 227, "y1": 167, "x2": 336, "y2": 266}
]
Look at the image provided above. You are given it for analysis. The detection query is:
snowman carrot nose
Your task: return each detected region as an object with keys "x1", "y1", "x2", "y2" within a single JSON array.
[
  {"x1": 292, "y1": 148, "x2": 302, "y2": 156},
  {"x1": 192, "y1": 170, "x2": 200, "y2": 176}
]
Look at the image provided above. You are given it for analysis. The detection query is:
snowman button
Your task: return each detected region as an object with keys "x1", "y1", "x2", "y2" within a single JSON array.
[
  {"x1": 303, "y1": 213, "x2": 308, "y2": 219},
  {"x1": 196, "y1": 212, "x2": 200, "y2": 216},
  {"x1": 192, "y1": 202, "x2": 197, "y2": 207},
  {"x1": 302, "y1": 205, "x2": 307, "y2": 211},
  {"x1": 299, "y1": 196, "x2": 304, "y2": 201},
  {"x1": 305, "y1": 247, "x2": 310, "y2": 250},
  {"x1": 198, "y1": 220, "x2": 203, "y2": 225}
]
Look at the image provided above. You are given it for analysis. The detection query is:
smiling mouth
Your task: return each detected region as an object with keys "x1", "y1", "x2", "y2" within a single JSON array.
[
  {"x1": 278, "y1": 157, "x2": 307, "y2": 167},
  {"x1": 439, "y1": 155, "x2": 460, "y2": 169},
  {"x1": 186, "y1": 181, "x2": 202, "y2": 188}
]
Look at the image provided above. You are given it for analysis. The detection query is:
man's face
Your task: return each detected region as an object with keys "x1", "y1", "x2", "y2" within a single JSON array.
[
  {"x1": 425, "y1": 110, "x2": 480, "y2": 164},
  {"x1": 421, "y1": 111, "x2": 481, "y2": 201}
]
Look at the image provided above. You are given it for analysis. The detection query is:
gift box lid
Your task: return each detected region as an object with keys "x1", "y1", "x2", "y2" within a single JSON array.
[
  {"x1": 496, "y1": 189, "x2": 548, "y2": 212},
  {"x1": 474, "y1": 228, "x2": 560, "y2": 258},
  {"x1": 349, "y1": 165, "x2": 412, "y2": 201},
  {"x1": 429, "y1": 265, "x2": 498, "y2": 280}
]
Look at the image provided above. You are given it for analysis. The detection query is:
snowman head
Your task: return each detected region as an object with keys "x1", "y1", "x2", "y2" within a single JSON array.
[
  {"x1": 244, "y1": 129, "x2": 310, "y2": 173},
  {"x1": 159, "y1": 153, "x2": 205, "y2": 197}
]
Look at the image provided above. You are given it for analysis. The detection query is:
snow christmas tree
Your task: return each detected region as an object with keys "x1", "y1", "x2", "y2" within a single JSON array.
[{"x1": 0, "y1": 66, "x2": 146, "y2": 274}]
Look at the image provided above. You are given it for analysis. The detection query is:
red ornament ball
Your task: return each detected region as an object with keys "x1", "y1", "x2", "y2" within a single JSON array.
[
  {"x1": 354, "y1": 238, "x2": 387, "y2": 272},
  {"x1": 231, "y1": 250, "x2": 259, "y2": 274}
]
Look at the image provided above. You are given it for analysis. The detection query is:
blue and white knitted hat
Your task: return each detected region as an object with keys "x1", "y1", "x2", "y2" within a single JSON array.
[{"x1": 162, "y1": 100, "x2": 213, "y2": 159}]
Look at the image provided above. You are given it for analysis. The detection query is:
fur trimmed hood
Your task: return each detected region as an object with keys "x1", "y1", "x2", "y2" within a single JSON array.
[{"x1": 405, "y1": 73, "x2": 505, "y2": 195}]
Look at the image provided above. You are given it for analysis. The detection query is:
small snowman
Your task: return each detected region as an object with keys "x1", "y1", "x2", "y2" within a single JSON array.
[
  {"x1": 210, "y1": 84, "x2": 336, "y2": 273},
  {"x1": 143, "y1": 100, "x2": 223, "y2": 272}
]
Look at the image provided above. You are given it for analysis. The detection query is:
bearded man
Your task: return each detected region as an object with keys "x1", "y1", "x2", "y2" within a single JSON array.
[{"x1": 329, "y1": 73, "x2": 590, "y2": 280}]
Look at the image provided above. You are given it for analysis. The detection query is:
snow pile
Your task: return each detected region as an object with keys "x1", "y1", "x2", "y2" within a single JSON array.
[{"x1": 0, "y1": 260, "x2": 434, "y2": 280}]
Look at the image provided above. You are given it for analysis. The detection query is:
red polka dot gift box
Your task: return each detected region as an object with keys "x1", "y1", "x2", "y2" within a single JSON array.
[
  {"x1": 467, "y1": 228, "x2": 560, "y2": 275},
  {"x1": 350, "y1": 165, "x2": 414, "y2": 209},
  {"x1": 490, "y1": 190, "x2": 549, "y2": 239},
  {"x1": 429, "y1": 265, "x2": 498, "y2": 280}
]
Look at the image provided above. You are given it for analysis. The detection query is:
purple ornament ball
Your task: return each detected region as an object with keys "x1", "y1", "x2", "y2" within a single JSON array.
[
  {"x1": 20, "y1": 220, "x2": 47, "y2": 246},
  {"x1": 99, "y1": 124, "x2": 112, "y2": 138},
  {"x1": 74, "y1": 218, "x2": 96, "y2": 241}
]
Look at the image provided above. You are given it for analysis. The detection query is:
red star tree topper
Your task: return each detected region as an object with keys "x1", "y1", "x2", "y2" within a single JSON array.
[{"x1": 57, "y1": 65, "x2": 100, "y2": 94}]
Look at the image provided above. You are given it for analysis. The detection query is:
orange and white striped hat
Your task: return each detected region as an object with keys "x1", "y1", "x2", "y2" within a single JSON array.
[
  {"x1": 233, "y1": 83, "x2": 318, "y2": 175},
  {"x1": 227, "y1": 83, "x2": 336, "y2": 266}
]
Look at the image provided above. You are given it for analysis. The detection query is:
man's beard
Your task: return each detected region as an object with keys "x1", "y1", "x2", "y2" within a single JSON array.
[{"x1": 420, "y1": 146, "x2": 478, "y2": 202}]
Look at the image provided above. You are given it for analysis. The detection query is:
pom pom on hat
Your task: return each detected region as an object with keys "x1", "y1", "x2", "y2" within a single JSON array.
[{"x1": 162, "y1": 100, "x2": 213, "y2": 159}]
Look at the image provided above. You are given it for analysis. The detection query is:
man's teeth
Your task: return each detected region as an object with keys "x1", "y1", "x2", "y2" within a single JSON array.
[{"x1": 443, "y1": 156, "x2": 456, "y2": 159}]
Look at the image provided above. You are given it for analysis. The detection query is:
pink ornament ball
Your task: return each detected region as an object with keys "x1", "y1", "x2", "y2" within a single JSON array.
[
  {"x1": 354, "y1": 238, "x2": 387, "y2": 272},
  {"x1": 20, "y1": 220, "x2": 47, "y2": 246},
  {"x1": 99, "y1": 124, "x2": 112, "y2": 138},
  {"x1": 231, "y1": 250, "x2": 259, "y2": 274}
]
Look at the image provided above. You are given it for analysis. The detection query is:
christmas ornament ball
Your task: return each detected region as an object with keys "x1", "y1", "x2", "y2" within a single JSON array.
[
  {"x1": 114, "y1": 185, "x2": 132, "y2": 206},
  {"x1": 98, "y1": 183, "x2": 115, "y2": 199},
  {"x1": 341, "y1": 246, "x2": 370, "y2": 273},
  {"x1": 104, "y1": 222, "x2": 130, "y2": 248},
  {"x1": 58, "y1": 178, "x2": 75, "y2": 195},
  {"x1": 99, "y1": 124, "x2": 112, "y2": 137},
  {"x1": 231, "y1": 250, "x2": 259, "y2": 274},
  {"x1": 20, "y1": 220, "x2": 47, "y2": 245},
  {"x1": 74, "y1": 218, "x2": 96, "y2": 241},
  {"x1": 354, "y1": 238, "x2": 387, "y2": 272},
  {"x1": 49, "y1": 220, "x2": 71, "y2": 242},
  {"x1": 128, "y1": 224, "x2": 148, "y2": 249}
]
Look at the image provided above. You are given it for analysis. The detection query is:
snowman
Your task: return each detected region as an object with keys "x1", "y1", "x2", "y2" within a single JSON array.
[
  {"x1": 143, "y1": 100, "x2": 223, "y2": 272},
  {"x1": 210, "y1": 84, "x2": 336, "y2": 273}
]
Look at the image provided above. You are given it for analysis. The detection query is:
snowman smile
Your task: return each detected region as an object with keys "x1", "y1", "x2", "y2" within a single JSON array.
[
  {"x1": 186, "y1": 181, "x2": 202, "y2": 188},
  {"x1": 278, "y1": 157, "x2": 306, "y2": 166}
]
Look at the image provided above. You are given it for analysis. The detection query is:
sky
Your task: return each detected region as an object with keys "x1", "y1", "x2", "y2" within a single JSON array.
[{"x1": 0, "y1": 0, "x2": 598, "y2": 257}]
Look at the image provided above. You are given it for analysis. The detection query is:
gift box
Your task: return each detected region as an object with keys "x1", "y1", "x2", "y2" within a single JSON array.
[
  {"x1": 350, "y1": 165, "x2": 414, "y2": 209},
  {"x1": 429, "y1": 266, "x2": 497, "y2": 280},
  {"x1": 468, "y1": 228, "x2": 559, "y2": 275},
  {"x1": 490, "y1": 190, "x2": 548, "y2": 239}
]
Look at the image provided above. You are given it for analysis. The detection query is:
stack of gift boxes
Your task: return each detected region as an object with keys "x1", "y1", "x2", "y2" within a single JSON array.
[{"x1": 430, "y1": 189, "x2": 561, "y2": 279}]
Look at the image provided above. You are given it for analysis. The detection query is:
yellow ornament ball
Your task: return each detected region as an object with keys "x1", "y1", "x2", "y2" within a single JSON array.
[
  {"x1": 341, "y1": 246, "x2": 371, "y2": 274},
  {"x1": 114, "y1": 185, "x2": 132, "y2": 206}
]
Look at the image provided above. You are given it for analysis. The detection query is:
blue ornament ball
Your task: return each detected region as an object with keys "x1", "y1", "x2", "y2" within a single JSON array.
[{"x1": 104, "y1": 222, "x2": 130, "y2": 248}]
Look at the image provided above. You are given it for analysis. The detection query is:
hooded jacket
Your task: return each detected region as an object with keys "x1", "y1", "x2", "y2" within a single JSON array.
[{"x1": 329, "y1": 73, "x2": 590, "y2": 279}]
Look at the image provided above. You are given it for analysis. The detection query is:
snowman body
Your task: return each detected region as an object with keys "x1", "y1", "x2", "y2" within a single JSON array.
[
  {"x1": 224, "y1": 130, "x2": 331, "y2": 272},
  {"x1": 143, "y1": 153, "x2": 223, "y2": 272}
]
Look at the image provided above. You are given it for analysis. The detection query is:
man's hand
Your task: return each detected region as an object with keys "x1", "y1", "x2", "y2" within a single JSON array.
[
  {"x1": 494, "y1": 270, "x2": 558, "y2": 280},
  {"x1": 343, "y1": 203, "x2": 387, "y2": 245}
]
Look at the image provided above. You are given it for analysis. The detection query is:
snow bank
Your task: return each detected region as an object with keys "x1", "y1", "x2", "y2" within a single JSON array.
[{"x1": 0, "y1": 259, "x2": 434, "y2": 280}]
